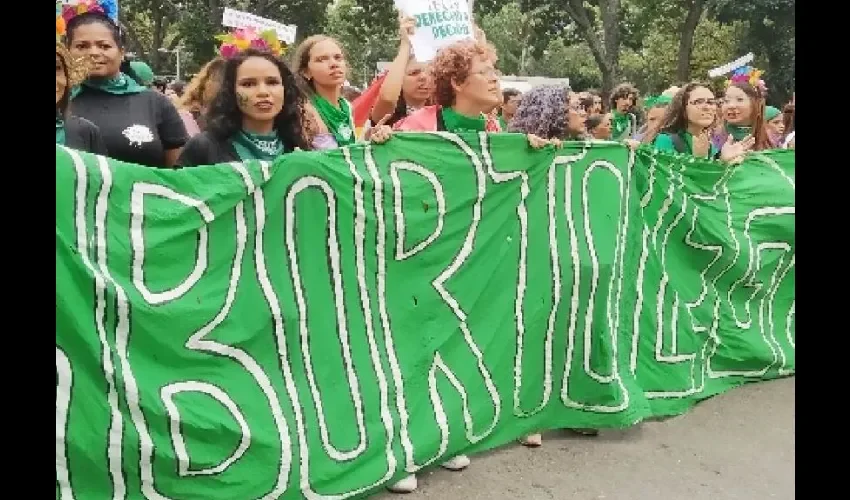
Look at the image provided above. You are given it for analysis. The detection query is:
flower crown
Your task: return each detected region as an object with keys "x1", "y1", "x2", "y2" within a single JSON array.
[
  {"x1": 216, "y1": 28, "x2": 286, "y2": 59},
  {"x1": 60, "y1": 0, "x2": 118, "y2": 24},
  {"x1": 57, "y1": 0, "x2": 119, "y2": 40},
  {"x1": 727, "y1": 65, "x2": 767, "y2": 94}
]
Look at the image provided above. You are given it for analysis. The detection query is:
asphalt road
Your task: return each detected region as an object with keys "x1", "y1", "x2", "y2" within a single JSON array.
[{"x1": 371, "y1": 377, "x2": 795, "y2": 500}]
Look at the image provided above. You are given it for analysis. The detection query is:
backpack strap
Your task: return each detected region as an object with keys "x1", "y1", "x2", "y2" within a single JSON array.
[{"x1": 669, "y1": 133, "x2": 689, "y2": 154}]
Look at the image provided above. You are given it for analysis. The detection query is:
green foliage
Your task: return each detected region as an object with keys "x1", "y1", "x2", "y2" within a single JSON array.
[
  {"x1": 528, "y1": 39, "x2": 602, "y2": 90},
  {"x1": 116, "y1": 0, "x2": 794, "y2": 98},
  {"x1": 480, "y1": 1, "x2": 549, "y2": 76},
  {"x1": 710, "y1": 0, "x2": 795, "y2": 105},
  {"x1": 620, "y1": 16, "x2": 747, "y2": 93},
  {"x1": 323, "y1": 0, "x2": 398, "y2": 88}
]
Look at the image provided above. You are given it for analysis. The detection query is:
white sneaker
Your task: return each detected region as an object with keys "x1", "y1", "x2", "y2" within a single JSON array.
[
  {"x1": 387, "y1": 474, "x2": 418, "y2": 493},
  {"x1": 440, "y1": 454, "x2": 471, "y2": 471}
]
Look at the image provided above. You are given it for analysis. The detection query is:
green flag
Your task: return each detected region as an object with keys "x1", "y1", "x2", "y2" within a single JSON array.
[{"x1": 56, "y1": 135, "x2": 795, "y2": 499}]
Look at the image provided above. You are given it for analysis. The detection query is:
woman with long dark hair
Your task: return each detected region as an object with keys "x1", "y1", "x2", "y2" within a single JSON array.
[
  {"x1": 177, "y1": 45, "x2": 311, "y2": 165},
  {"x1": 61, "y1": 1, "x2": 188, "y2": 167},
  {"x1": 643, "y1": 82, "x2": 753, "y2": 162}
]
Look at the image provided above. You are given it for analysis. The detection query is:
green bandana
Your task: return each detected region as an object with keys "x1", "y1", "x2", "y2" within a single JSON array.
[
  {"x1": 441, "y1": 107, "x2": 488, "y2": 133},
  {"x1": 72, "y1": 72, "x2": 148, "y2": 98},
  {"x1": 311, "y1": 95, "x2": 355, "y2": 146},
  {"x1": 231, "y1": 130, "x2": 285, "y2": 162},
  {"x1": 56, "y1": 114, "x2": 66, "y2": 145},
  {"x1": 611, "y1": 111, "x2": 633, "y2": 140},
  {"x1": 725, "y1": 124, "x2": 752, "y2": 142}
]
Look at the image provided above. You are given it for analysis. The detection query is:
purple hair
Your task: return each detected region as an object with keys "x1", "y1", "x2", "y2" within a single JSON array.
[{"x1": 508, "y1": 84, "x2": 571, "y2": 139}]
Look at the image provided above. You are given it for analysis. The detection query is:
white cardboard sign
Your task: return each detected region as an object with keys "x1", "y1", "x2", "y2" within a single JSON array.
[
  {"x1": 221, "y1": 7, "x2": 297, "y2": 45},
  {"x1": 393, "y1": 0, "x2": 475, "y2": 62}
]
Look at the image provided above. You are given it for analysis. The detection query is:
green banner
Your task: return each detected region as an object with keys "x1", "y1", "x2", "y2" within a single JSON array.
[{"x1": 56, "y1": 135, "x2": 795, "y2": 500}]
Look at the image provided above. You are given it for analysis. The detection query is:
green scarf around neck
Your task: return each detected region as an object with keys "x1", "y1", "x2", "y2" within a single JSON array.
[
  {"x1": 725, "y1": 123, "x2": 752, "y2": 142},
  {"x1": 611, "y1": 111, "x2": 633, "y2": 140},
  {"x1": 441, "y1": 107, "x2": 488, "y2": 133},
  {"x1": 231, "y1": 130, "x2": 285, "y2": 162},
  {"x1": 311, "y1": 94, "x2": 355, "y2": 146},
  {"x1": 56, "y1": 113, "x2": 66, "y2": 145},
  {"x1": 72, "y1": 72, "x2": 148, "y2": 98}
]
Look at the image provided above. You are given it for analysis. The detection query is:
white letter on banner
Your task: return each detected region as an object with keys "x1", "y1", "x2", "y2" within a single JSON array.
[
  {"x1": 560, "y1": 156, "x2": 632, "y2": 413},
  {"x1": 133, "y1": 162, "x2": 292, "y2": 498},
  {"x1": 61, "y1": 147, "x2": 125, "y2": 500},
  {"x1": 372, "y1": 135, "x2": 500, "y2": 472}
]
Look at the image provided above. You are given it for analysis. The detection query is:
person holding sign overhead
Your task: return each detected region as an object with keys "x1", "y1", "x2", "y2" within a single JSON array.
[{"x1": 368, "y1": 15, "x2": 434, "y2": 128}]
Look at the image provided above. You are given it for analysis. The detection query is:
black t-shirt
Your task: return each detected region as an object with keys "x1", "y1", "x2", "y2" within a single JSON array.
[
  {"x1": 70, "y1": 88, "x2": 188, "y2": 167},
  {"x1": 177, "y1": 131, "x2": 239, "y2": 167},
  {"x1": 64, "y1": 115, "x2": 108, "y2": 156}
]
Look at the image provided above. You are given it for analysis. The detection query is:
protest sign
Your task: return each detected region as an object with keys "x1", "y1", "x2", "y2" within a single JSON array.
[
  {"x1": 394, "y1": 0, "x2": 475, "y2": 61},
  {"x1": 222, "y1": 7, "x2": 297, "y2": 45}
]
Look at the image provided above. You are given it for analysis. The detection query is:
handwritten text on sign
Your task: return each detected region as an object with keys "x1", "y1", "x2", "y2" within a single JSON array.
[
  {"x1": 395, "y1": 0, "x2": 474, "y2": 62},
  {"x1": 221, "y1": 7, "x2": 297, "y2": 45}
]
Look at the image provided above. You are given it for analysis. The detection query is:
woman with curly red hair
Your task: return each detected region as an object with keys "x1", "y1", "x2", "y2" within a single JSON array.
[{"x1": 393, "y1": 39, "x2": 503, "y2": 133}]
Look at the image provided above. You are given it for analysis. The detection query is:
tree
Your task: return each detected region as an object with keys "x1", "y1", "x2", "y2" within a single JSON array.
[
  {"x1": 620, "y1": 16, "x2": 746, "y2": 93},
  {"x1": 171, "y1": 0, "x2": 332, "y2": 76},
  {"x1": 622, "y1": 0, "x2": 711, "y2": 83},
  {"x1": 323, "y1": 0, "x2": 398, "y2": 87},
  {"x1": 562, "y1": 0, "x2": 623, "y2": 94},
  {"x1": 119, "y1": 0, "x2": 182, "y2": 72},
  {"x1": 480, "y1": 1, "x2": 549, "y2": 76},
  {"x1": 474, "y1": 0, "x2": 571, "y2": 58},
  {"x1": 709, "y1": 0, "x2": 795, "y2": 104}
]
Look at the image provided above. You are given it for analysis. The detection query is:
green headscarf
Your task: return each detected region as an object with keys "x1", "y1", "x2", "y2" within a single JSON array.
[
  {"x1": 643, "y1": 94, "x2": 673, "y2": 108},
  {"x1": 311, "y1": 95, "x2": 355, "y2": 146},
  {"x1": 72, "y1": 72, "x2": 148, "y2": 97},
  {"x1": 765, "y1": 106, "x2": 781, "y2": 121},
  {"x1": 129, "y1": 61, "x2": 155, "y2": 87},
  {"x1": 231, "y1": 130, "x2": 285, "y2": 161},
  {"x1": 441, "y1": 107, "x2": 489, "y2": 133}
]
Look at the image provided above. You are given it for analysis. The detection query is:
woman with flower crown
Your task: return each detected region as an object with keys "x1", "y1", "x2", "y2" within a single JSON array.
[
  {"x1": 177, "y1": 30, "x2": 311, "y2": 165},
  {"x1": 177, "y1": 29, "x2": 394, "y2": 166},
  {"x1": 711, "y1": 66, "x2": 774, "y2": 151},
  {"x1": 61, "y1": 0, "x2": 188, "y2": 167},
  {"x1": 56, "y1": 34, "x2": 106, "y2": 154}
]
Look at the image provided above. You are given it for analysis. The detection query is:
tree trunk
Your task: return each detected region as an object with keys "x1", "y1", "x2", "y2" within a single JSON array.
[
  {"x1": 564, "y1": 0, "x2": 622, "y2": 94},
  {"x1": 676, "y1": 0, "x2": 706, "y2": 83}
]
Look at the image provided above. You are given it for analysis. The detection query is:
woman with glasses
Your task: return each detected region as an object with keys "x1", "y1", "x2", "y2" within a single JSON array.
[
  {"x1": 393, "y1": 39, "x2": 505, "y2": 133},
  {"x1": 643, "y1": 82, "x2": 753, "y2": 162},
  {"x1": 509, "y1": 84, "x2": 588, "y2": 142}
]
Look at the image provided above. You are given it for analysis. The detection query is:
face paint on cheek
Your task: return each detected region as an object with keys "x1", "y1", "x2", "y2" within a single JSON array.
[{"x1": 237, "y1": 92, "x2": 250, "y2": 107}]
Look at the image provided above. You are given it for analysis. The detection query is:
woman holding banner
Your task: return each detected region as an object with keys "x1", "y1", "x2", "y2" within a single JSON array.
[
  {"x1": 61, "y1": 1, "x2": 188, "y2": 167},
  {"x1": 643, "y1": 82, "x2": 754, "y2": 162},
  {"x1": 712, "y1": 66, "x2": 773, "y2": 152},
  {"x1": 392, "y1": 39, "x2": 504, "y2": 134},
  {"x1": 176, "y1": 31, "x2": 311, "y2": 165}
]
